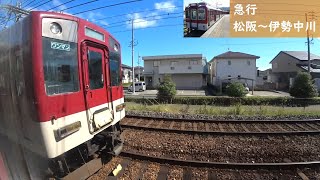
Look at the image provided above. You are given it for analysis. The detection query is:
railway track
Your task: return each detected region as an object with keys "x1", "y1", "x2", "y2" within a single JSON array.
[
  {"x1": 89, "y1": 151, "x2": 320, "y2": 179},
  {"x1": 121, "y1": 115, "x2": 320, "y2": 135}
]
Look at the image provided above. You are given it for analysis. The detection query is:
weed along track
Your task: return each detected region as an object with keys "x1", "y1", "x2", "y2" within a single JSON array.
[{"x1": 121, "y1": 116, "x2": 320, "y2": 135}]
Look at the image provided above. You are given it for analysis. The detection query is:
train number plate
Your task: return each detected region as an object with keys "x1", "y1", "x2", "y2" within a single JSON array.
[{"x1": 51, "y1": 42, "x2": 70, "y2": 51}]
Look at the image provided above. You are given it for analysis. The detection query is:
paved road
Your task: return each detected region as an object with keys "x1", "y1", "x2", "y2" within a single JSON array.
[
  {"x1": 201, "y1": 15, "x2": 230, "y2": 38},
  {"x1": 247, "y1": 91, "x2": 290, "y2": 97}
]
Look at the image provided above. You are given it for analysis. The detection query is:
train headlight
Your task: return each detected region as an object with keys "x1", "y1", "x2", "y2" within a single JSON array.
[
  {"x1": 114, "y1": 44, "x2": 119, "y2": 52},
  {"x1": 50, "y1": 22, "x2": 62, "y2": 34},
  {"x1": 55, "y1": 121, "x2": 81, "y2": 140},
  {"x1": 116, "y1": 103, "x2": 126, "y2": 112}
]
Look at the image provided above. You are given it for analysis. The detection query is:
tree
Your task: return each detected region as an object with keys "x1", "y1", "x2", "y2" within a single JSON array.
[
  {"x1": 157, "y1": 75, "x2": 177, "y2": 102},
  {"x1": 226, "y1": 82, "x2": 247, "y2": 97},
  {"x1": 289, "y1": 72, "x2": 318, "y2": 98}
]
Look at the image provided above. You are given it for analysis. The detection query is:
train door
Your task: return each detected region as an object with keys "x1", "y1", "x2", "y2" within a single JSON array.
[{"x1": 81, "y1": 42, "x2": 113, "y2": 133}]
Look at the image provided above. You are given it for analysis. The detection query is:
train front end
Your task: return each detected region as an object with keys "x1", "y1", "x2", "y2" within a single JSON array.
[
  {"x1": 31, "y1": 11, "x2": 125, "y2": 159},
  {"x1": 0, "y1": 11, "x2": 126, "y2": 178}
]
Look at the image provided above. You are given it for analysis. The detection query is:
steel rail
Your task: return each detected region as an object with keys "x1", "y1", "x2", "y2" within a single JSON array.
[
  {"x1": 121, "y1": 123, "x2": 320, "y2": 135},
  {"x1": 120, "y1": 150, "x2": 320, "y2": 169},
  {"x1": 125, "y1": 114, "x2": 320, "y2": 123}
]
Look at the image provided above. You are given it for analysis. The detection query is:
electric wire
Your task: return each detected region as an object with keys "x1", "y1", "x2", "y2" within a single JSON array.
[
  {"x1": 106, "y1": 15, "x2": 183, "y2": 29},
  {"x1": 106, "y1": 12, "x2": 183, "y2": 26},
  {"x1": 46, "y1": 0, "x2": 77, "y2": 11},
  {"x1": 96, "y1": 5, "x2": 182, "y2": 20},
  {"x1": 73, "y1": 0, "x2": 143, "y2": 15},
  {"x1": 29, "y1": 0, "x2": 52, "y2": 11},
  {"x1": 58, "y1": 0, "x2": 100, "y2": 11}
]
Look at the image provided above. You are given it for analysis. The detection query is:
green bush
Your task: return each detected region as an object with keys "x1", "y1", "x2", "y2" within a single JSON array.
[
  {"x1": 226, "y1": 82, "x2": 246, "y2": 97},
  {"x1": 156, "y1": 75, "x2": 177, "y2": 102},
  {"x1": 289, "y1": 72, "x2": 318, "y2": 98},
  {"x1": 125, "y1": 96, "x2": 320, "y2": 107}
]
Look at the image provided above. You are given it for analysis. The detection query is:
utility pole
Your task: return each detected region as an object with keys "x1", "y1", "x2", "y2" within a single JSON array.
[
  {"x1": 306, "y1": 13, "x2": 311, "y2": 74},
  {"x1": 306, "y1": 11, "x2": 316, "y2": 74},
  {"x1": 137, "y1": 52, "x2": 141, "y2": 81},
  {"x1": 129, "y1": 18, "x2": 138, "y2": 94},
  {"x1": 0, "y1": 4, "x2": 30, "y2": 22}
]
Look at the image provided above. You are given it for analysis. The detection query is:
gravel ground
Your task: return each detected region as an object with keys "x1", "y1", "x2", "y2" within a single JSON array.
[
  {"x1": 122, "y1": 129, "x2": 320, "y2": 163},
  {"x1": 167, "y1": 166, "x2": 183, "y2": 180},
  {"x1": 119, "y1": 161, "x2": 142, "y2": 180},
  {"x1": 90, "y1": 157, "x2": 320, "y2": 179},
  {"x1": 141, "y1": 163, "x2": 160, "y2": 180},
  {"x1": 126, "y1": 110, "x2": 320, "y2": 121}
]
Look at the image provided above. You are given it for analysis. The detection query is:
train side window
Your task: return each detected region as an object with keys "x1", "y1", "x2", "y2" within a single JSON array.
[
  {"x1": 88, "y1": 50, "x2": 104, "y2": 90},
  {"x1": 42, "y1": 37, "x2": 79, "y2": 96},
  {"x1": 110, "y1": 51, "x2": 120, "y2": 86}
]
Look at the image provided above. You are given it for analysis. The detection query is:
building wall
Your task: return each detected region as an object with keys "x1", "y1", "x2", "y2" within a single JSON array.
[
  {"x1": 143, "y1": 57, "x2": 208, "y2": 89},
  {"x1": 122, "y1": 68, "x2": 131, "y2": 83},
  {"x1": 157, "y1": 58, "x2": 204, "y2": 74},
  {"x1": 214, "y1": 58, "x2": 257, "y2": 87},
  {"x1": 271, "y1": 53, "x2": 303, "y2": 73},
  {"x1": 171, "y1": 74, "x2": 204, "y2": 89}
]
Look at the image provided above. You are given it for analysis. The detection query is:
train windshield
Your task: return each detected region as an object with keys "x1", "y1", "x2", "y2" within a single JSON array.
[
  {"x1": 191, "y1": 9, "x2": 197, "y2": 20},
  {"x1": 198, "y1": 8, "x2": 206, "y2": 20},
  {"x1": 185, "y1": 8, "x2": 190, "y2": 18},
  {"x1": 42, "y1": 37, "x2": 79, "y2": 95}
]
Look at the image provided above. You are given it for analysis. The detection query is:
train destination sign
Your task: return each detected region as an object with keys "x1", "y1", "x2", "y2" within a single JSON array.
[{"x1": 50, "y1": 41, "x2": 71, "y2": 51}]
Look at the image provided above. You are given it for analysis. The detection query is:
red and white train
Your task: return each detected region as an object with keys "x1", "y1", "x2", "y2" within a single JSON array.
[
  {"x1": 0, "y1": 11, "x2": 125, "y2": 179},
  {"x1": 185, "y1": 2, "x2": 228, "y2": 31}
]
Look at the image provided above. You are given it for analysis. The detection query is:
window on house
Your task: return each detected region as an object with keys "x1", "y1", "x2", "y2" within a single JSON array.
[
  {"x1": 171, "y1": 61, "x2": 177, "y2": 66},
  {"x1": 190, "y1": 60, "x2": 198, "y2": 65},
  {"x1": 228, "y1": 61, "x2": 231, "y2": 65},
  {"x1": 247, "y1": 61, "x2": 251, "y2": 65},
  {"x1": 170, "y1": 67, "x2": 175, "y2": 70},
  {"x1": 153, "y1": 61, "x2": 160, "y2": 66}
]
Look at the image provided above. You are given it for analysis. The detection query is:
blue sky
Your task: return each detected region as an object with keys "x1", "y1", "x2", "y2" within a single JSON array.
[{"x1": 2, "y1": 0, "x2": 320, "y2": 70}]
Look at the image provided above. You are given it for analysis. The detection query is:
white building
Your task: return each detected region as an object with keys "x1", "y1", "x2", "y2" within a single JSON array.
[
  {"x1": 209, "y1": 51, "x2": 260, "y2": 88},
  {"x1": 121, "y1": 64, "x2": 132, "y2": 83},
  {"x1": 142, "y1": 54, "x2": 209, "y2": 90}
]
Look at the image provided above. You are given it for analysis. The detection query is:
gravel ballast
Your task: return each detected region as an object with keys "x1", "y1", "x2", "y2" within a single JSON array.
[{"x1": 122, "y1": 129, "x2": 320, "y2": 163}]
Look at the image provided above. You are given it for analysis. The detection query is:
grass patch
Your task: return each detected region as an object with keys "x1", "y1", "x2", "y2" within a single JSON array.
[{"x1": 125, "y1": 102, "x2": 320, "y2": 116}]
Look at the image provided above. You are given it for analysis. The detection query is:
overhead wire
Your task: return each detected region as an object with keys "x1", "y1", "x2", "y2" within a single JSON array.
[
  {"x1": 29, "y1": 0, "x2": 52, "y2": 11},
  {"x1": 106, "y1": 12, "x2": 183, "y2": 26},
  {"x1": 106, "y1": 15, "x2": 183, "y2": 29},
  {"x1": 112, "y1": 23, "x2": 183, "y2": 33},
  {"x1": 96, "y1": 5, "x2": 182, "y2": 20},
  {"x1": 46, "y1": 0, "x2": 77, "y2": 11},
  {"x1": 58, "y1": 0, "x2": 101, "y2": 11},
  {"x1": 21, "y1": 0, "x2": 33, "y2": 7},
  {"x1": 73, "y1": 0, "x2": 143, "y2": 15}
]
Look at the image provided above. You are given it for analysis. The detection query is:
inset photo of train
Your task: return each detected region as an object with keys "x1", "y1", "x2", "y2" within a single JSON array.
[{"x1": 184, "y1": 0, "x2": 230, "y2": 38}]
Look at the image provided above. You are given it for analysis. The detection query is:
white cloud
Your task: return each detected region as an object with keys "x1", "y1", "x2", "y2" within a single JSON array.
[
  {"x1": 155, "y1": 1, "x2": 176, "y2": 13},
  {"x1": 80, "y1": 12, "x2": 109, "y2": 26},
  {"x1": 127, "y1": 13, "x2": 157, "y2": 29}
]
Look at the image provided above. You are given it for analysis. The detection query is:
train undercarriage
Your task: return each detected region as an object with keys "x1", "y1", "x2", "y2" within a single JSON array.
[{"x1": 0, "y1": 122, "x2": 123, "y2": 180}]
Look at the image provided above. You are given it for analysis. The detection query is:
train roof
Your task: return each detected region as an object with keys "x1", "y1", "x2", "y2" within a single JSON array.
[{"x1": 186, "y1": 2, "x2": 223, "y2": 11}]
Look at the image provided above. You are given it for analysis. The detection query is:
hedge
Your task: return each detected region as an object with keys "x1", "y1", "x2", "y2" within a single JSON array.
[{"x1": 125, "y1": 96, "x2": 320, "y2": 107}]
